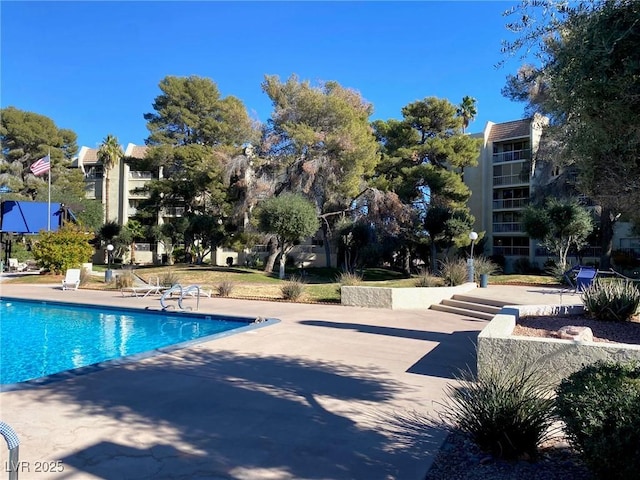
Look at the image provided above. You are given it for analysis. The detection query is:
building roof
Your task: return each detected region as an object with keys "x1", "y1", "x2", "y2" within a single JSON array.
[
  {"x1": 125, "y1": 143, "x2": 149, "y2": 158},
  {"x1": 488, "y1": 118, "x2": 531, "y2": 142},
  {"x1": 80, "y1": 146, "x2": 99, "y2": 165}
]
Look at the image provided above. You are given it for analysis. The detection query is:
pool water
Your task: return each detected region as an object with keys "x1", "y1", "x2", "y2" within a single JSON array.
[{"x1": 0, "y1": 298, "x2": 261, "y2": 386}]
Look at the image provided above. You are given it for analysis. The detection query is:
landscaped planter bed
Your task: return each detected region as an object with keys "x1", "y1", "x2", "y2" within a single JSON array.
[{"x1": 477, "y1": 304, "x2": 640, "y2": 385}]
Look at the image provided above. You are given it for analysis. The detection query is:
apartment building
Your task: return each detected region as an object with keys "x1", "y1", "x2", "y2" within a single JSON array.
[
  {"x1": 74, "y1": 143, "x2": 161, "y2": 264},
  {"x1": 464, "y1": 115, "x2": 640, "y2": 272},
  {"x1": 73, "y1": 144, "x2": 334, "y2": 267}
]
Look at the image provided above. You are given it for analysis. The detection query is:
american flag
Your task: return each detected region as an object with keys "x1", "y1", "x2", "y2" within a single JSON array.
[{"x1": 30, "y1": 155, "x2": 50, "y2": 176}]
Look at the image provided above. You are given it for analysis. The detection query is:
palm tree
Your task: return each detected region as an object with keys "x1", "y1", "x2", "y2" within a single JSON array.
[
  {"x1": 457, "y1": 96, "x2": 478, "y2": 133},
  {"x1": 97, "y1": 134, "x2": 123, "y2": 222}
]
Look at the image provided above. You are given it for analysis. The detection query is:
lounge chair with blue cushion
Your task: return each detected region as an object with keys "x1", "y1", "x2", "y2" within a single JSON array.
[
  {"x1": 576, "y1": 266, "x2": 598, "y2": 292},
  {"x1": 62, "y1": 268, "x2": 81, "y2": 290}
]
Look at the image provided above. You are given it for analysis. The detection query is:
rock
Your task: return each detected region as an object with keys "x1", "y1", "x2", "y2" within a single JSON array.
[{"x1": 557, "y1": 325, "x2": 593, "y2": 342}]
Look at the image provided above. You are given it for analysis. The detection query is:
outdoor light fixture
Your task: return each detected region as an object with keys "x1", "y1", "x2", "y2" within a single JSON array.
[
  {"x1": 468, "y1": 231, "x2": 478, "y2": 283},
  {"x1": 105, "y1": 243, "x2": 114, "y2": 283}
]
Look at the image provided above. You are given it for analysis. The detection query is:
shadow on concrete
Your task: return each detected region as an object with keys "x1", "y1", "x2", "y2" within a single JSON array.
[
  {"x1": 41, "y1": 350, "x2": 445, "y2": 479},
  {"x1": 299, "y1": 320, "x2": 480, "y2": 379}
]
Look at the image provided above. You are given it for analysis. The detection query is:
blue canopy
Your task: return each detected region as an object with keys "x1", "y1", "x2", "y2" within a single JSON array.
[{"x1": 0, "y1": 201, "x2": 65, "y2": 234}]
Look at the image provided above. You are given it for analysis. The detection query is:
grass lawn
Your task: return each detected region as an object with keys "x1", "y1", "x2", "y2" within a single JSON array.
[{"x1": 3, "y1": 265, "x2": 560, "y2": 304}]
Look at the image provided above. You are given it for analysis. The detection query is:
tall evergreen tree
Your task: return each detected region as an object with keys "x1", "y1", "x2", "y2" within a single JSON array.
[
  {"x1": 502, "y1": 0, "x2": 640, "y2": 268},
  {"x1": 261, "y1": 75, "x2": 380, "y2": 267}
]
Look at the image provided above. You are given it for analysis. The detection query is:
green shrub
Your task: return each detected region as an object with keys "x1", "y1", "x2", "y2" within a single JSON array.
[
  {"x1": 160, "y1": 270, "x2": 180, "y2": 287},
  {"x1": 115, "y1": 270, "x2": 134, "y2": 289},
  {"x1": 513, "y1": 256, "x2": 533, "y2": 274},
  {"x1": 216, "y1": 280, "x2": 234, "y2": 297},
  {"x1": 581, "y1": 278, "x2": 640, "y2": 321},
  {"x1": 439, "y1": 258, "x2": 468, "y2": 286},
  {"x1": 31, "y1": 226, "x2": 94, "y2": 274},
  {"x1": 555, "y1": 361, "x2": 640, "y2": 480},
  {"x1": 437, "y1": 361, "x2": 558, "y2": 460},
  {"x1": 281, "y1": 276, "x2": 305, "y2": 301}
]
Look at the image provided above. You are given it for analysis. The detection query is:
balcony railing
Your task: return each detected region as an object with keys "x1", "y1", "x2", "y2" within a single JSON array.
[
  {"x1": 493, "y1": 149, "x2": 531, "y2": 163},
  {"x1": 492, "y1": 198, "x2": 529, "y2": 209},
  {"x1": 493, "y1": 222, "x2": 524, "y2": 233},
  {"x1": 162, "y1": 206, "x2": 185, "y2": 217},
  {"x1": 493, "y1": 173, "x2": 530, "y2": 186},
  {"x1": 129, "y1": 171, "x2": 154, "y2": 179},
  {"x1": 493, "y1": 246, "x2": 530, "y2": 256}
]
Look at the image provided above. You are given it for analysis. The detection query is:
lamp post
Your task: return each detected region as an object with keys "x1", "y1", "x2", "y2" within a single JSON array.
[
  {"x1": 105, "y1": 243, "x2": 114, "y2": 283},
  {"x1": 468, "y1": 231, "x2": 478, "y2": 283}
]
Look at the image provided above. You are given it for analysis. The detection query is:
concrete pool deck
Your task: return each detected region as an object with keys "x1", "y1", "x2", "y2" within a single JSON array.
[{"x1": 0, "y1": 282, "x2": 578, "y2": 479}]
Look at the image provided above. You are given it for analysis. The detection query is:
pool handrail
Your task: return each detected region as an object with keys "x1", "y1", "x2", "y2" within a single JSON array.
[{"x1": 160, "y1": 284, "x2": 203, "y2": 311}]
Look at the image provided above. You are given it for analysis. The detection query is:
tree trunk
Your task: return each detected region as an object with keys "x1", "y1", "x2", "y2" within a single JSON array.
[
  {"x1": 279, "y1": 249, "x2": 286, "y2": 280},
  {"x1": 264, "y1": 237, "x2": 278, "y2": 274},
  {"x1": 600, "y1": 208, "x2": 616, "y2": 270},
  {"x1": 105, "y1": 172, "x2": 110, "y2": 222},
  {"x1": 401, "y1": 246, "x2": 411, "y2": 277},
  {"x1": 430, "y1": 241, "x2": 438, "y2": 274},
  {"x1": 321, "y1": 223, "x2": 332, "y2": 268}
]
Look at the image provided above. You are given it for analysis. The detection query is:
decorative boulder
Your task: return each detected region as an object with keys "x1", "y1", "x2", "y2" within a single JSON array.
[{"x1": 557, "y1": 325, "x2": 594, "y2": 343}]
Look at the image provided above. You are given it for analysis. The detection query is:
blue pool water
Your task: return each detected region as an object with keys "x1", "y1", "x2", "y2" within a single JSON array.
[{"x1": 0, "y1": 298, "x2": 262, "y2": 386}]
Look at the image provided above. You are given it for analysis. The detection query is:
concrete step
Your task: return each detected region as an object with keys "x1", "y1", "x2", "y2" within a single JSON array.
[
  {"x1": 450, "y1": 294, "x2": 514, "y2": 308},
  {"x1": 441, "y1": 299, "x2": 502, "y2": 314},
  {"x1": 429, "y1": 303, "x2": 495, "y2": 321}
]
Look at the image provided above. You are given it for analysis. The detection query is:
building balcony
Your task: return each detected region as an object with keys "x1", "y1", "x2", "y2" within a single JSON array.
[
  {"x1": 161, "y1": 207, "x2": 185, "y2": 217},
  {"x1": 129, "y1": 171, "x2": 154, "y2": 179},
  {"x1": 492, "y1": 198, "x2": 529, "y2": 210},
  {"x1": 493, "y1": 173, "x2": 530, "y2": 186},
  {"x1": 492, "y1": 149, "x2": 531, "y2": 163},
  {"x1": 493, "y1": 246, "x2": 530, "y2": 256},
  {"x1": 493, "y1": 222, "x2": 524, "y2": 233}
]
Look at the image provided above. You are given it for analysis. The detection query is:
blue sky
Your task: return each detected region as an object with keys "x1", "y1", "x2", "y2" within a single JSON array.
[{"x1": 1, "y1": 1, "x2": 529, "y2": 150}]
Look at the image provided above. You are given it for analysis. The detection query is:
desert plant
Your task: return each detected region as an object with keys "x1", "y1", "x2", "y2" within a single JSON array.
[
  {"x1": 414, "y1": 269, "x2": 441, "y2": 287},
  {"x1": 437, "y1": 361, "x2": 558, "y2": 460},
  {"x1": 79, "y1": 267, "x2": 92, "y2": 286},
  {"x1": 115, "y1": 270, "x2": 135, "y2": 289},
  {"x1": 281, "y1": 276, "x2": 305, "y2": 301},
  {"x1": 545, "y1": 261, "x2": 571, "y2": 285},
  {"x1": 555, "y1": 361, "x2": 640, "y2": 480},
  {"x1": 581, "y1": 278, "x2": 640, "y2": 321},
  {"x1": 216, "y1": 280, "x2": 235, "y2": 297},
  {"x1": 473, "y1": 256, "x2": 501, "y2": 281},
  {"x1": 160, "y1": 270, "x2": 181, "y2": 287},
  {"x1": 337, "y1": 271, "x2": 363, "y2": 286},
  {"x1": 438, "y1": 258, "x2": 468, "y2": 286}
]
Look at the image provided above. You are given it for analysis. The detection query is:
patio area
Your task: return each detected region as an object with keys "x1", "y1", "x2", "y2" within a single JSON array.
[{"x1": 0, "y1": 283, "x2": 573, "y2": 479}]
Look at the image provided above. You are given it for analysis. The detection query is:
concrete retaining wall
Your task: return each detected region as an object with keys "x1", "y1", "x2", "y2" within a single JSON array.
[
  {"x1": 478, "y1": 304, "x2": 640, "y2": 385},
  {"x1": 341, "y1": 282, "x2": 477, "y2": 310}
]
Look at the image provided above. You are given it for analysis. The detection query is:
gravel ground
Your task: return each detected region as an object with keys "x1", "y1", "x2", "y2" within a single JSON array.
[
  {"x1": 513, "y1": 314, "x2": 640, "y2": 344},
  {"x1": 424, "y1": 429, "x2": 593, "y2": 480}
]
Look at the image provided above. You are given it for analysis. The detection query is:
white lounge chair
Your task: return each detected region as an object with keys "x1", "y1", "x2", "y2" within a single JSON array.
[
  {"x1": 62, "y1": 268, "x2": 81, "y2": 290},
  {"x1": 121, "y1": 275, "x2": 166, "y2": 298},
  {"x1": 7, "y1": 258, "x2": 26, "y2": 272}
]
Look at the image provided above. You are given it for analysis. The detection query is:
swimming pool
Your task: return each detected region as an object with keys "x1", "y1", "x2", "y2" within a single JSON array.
[{"x1": 0, "y1": 297, "x2": 276, "y2": 388}]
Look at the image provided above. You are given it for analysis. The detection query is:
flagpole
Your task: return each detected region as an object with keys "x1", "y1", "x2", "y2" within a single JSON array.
[{"x1": 47, "y1": 149, "x2": 51, "y2": 231}]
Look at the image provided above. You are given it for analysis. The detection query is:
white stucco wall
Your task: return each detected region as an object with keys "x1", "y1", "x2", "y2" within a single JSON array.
[
  {"x1": 477, "y1": 304, "x2": 640, "y2": 385},
  {"x1": 341, "y1": 282, "x2": 478, "y2": 310}
]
